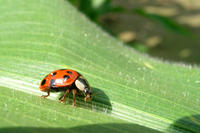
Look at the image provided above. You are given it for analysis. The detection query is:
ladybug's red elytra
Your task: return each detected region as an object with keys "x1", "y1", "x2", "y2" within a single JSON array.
[{"x1": 39, "y1": 69, "x2": 92, "y2": 107}]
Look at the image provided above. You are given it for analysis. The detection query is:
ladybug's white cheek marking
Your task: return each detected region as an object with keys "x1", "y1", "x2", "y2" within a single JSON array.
[
  {"x1": 75, "y1": 79, "x2": 85, "y2": 91},
  {"x1": 54, "y1": 79, "x2": 63, "y2": 84}
]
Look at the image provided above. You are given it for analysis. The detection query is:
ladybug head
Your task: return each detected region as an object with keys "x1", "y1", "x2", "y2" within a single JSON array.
[{"x1": 75, "y1": 76, "x2": 92, "y2": 102}]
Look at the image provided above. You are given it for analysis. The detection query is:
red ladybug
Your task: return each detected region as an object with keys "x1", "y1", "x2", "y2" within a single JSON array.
[{"x1": 39, "y1": 69, "x2": 92, "y2": 107}]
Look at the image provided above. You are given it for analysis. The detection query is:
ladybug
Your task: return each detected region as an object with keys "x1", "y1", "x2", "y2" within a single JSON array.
[{"x1": 39, "y1": 69, "x2": 92, "y2": 107}]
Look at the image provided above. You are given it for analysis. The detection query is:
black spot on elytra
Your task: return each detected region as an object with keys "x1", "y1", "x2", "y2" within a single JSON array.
[
  {"x1": 51, "y1": 72, "x2": 57, "y2": 76},
  {"x1": 63, "y1": 75, "x2": 70, "y2": 81},
  {"x1": 66, "y1": 71, "x2": 73, "y2": 75},
  {"x1": 41, "y1": 79, "x2": 46, "y2": 86},
  {"x1": 50, "y1": 79, "x2": 56, "y2": 87}
]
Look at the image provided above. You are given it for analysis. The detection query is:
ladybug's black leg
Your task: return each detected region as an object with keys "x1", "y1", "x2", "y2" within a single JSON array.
[
  {"x1": 41, "y1": 90, "x2": 50, "y2": 98},
  {"x1": 72, "y1": 89, "x2": 77, "y2": 107},
  {"x1": 59, "y1": 95, "x2": 64, "y2": 100},
  {"x1": 59, "y1": 89, "x2": 70, "y2": 103}
]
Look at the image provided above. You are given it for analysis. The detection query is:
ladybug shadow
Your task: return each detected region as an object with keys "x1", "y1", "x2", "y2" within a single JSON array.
[
  {"x1": 168, "y1": 114, "x2": 200, "y2": 132},
  {"x1": 59, "y1": 87, "x2": 112, "y2": 114}
]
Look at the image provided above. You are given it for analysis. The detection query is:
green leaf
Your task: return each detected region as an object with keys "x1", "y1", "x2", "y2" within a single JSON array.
[{"x1": 0, "y1": 0, "x2": 199, "y2": 133}]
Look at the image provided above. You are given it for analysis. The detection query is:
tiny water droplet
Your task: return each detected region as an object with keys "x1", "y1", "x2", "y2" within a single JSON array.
[
  {"x1": 196, "y1": 98, "x2": 199, "y2": 103},
  {"x1": 84, "y1": 33, "x2": 88, "y2": 37},
  {"x1": 150, "y1": 83, "x2": 153, "y2": 86},
  {"x1": 50, "y1": 32, "x2": 54, "y2": 37},
  {"x1": 182, "y1": 92, "x2": 187, "y2": 97},
  {"x1": 195, "y1": 81, "x2": 200, "y2": 83},
  {"x1": 118, "y1": 71, "x2": 122, "y2": 76}
]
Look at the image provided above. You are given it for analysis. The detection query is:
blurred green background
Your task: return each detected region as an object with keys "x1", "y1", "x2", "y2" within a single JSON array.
[{"x1": 68, "y1": 0, "x2": 200, "y2": 65}]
